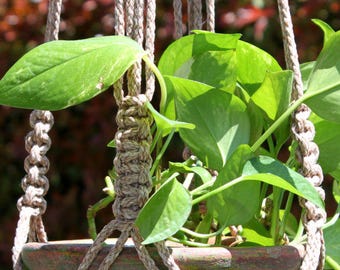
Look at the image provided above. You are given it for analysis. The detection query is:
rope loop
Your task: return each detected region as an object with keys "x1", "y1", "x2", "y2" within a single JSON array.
[{"x1": 277, "y1": 1, "x2": 326, "y2": 269}]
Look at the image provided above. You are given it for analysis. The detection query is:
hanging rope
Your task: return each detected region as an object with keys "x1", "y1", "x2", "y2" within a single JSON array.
[
  {"x1": 173, "y1": 0, "x2": 183, "y2": 38},
  {"x1": 175, "y1": 0, "x2": 214, "y2": 37},
  {"x1": 205, "y1": 0, "x2": 215, "y2": 32},
  {"x1": 12, "y1": 1, "x2": 61, "y2": 269},
  {"x1": 277, "y1": 1, "x2": 326, "y2": 269},
  {"x1": 79, "y1": 1, "x2": 180, "y2": 269}
]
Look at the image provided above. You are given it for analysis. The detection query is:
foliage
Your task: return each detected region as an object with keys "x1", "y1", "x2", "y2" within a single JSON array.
[
  {"x1": 1, "y1": 18, "x2": 339, "y2": 268},
  {"x1": 0, "y1": 1, "x2": 339, "y2": 269}
]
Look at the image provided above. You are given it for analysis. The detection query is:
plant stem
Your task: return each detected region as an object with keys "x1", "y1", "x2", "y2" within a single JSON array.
[
  {"x1": 270, "y1": 187, "x2": 284, "y2": 245},
  {"x1": 190, "y1": 178, "x2": 215, "y2": 196},
  {"x1": 180, "y1": 226, "x2": 225, "y2": 239},
  {"x1": 251, "y1": 96, "x2": 306, "y2": 152},
  {"x1": 150, "y1": 129, "x2": 175, "y2": 176},
  {"x1": 325, "y1": 256, "x2": 340, "y2": 270},
  {"x1": 192, "y1": 177, "x2": 243, "y2": 205},
  {"x1": 142, "y1": 55, "x2": 167, "y2": 114},
  {"x1": 278, "y1": 192, "x2": 294, "y2": 239},
  {"x1": 168, "y1": 236, "x2": 211, "y2": 247}
]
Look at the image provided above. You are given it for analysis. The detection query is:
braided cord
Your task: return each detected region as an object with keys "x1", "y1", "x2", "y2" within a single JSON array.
[
  {"x1": 205, "y1": 0, "x2": 215, "y2": 32},
  {"x1": 173, "y1": 0, "x2": 183, "y2": 38},
  {"x1": 277, "y1": 1, "x2": 326, "y2": 269},
  {"x1": 13, "y1": 111, "x2": 54, "y2": 270},
  {"x1": 12, "y1": 1, "x2": 61, "y2": 268},
  {"x1": 79, "y1": 1, "x2": 180, "y2": 269}
]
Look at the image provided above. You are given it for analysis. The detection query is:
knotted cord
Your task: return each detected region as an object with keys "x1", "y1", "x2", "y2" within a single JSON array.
[
  {"x1": 12, "y1": 1, "x2": 61, "y2": 269},
  {"x1": 78, "y1": 1, "x2": 179, "y2": 269},
  {"x1": 277, "y1": 1, "x2": 326, "y2": 269}
]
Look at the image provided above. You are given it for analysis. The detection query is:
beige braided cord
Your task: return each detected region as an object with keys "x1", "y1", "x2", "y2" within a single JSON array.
[
  {"x1": 205, "y1": 0, "x2": 215, "y2": 32},
  {"x1": 173, "y1": 0, "x2": 183, "y2": 39},
  {"x1": 191, "y1": 0, "x2": 202, "y2": 30},
  {"x1": 277, "y1": 1, "x2": 326, "y2": 269},
  {"x1": 79, "y1": 1, "x2": 180, "y2": 269},
  {"x1": 12, "y1": 1, "x2": 61, "y2": 268},
  {"x1": 12, "y1": 111, "x2": 54, "y2": 270}
]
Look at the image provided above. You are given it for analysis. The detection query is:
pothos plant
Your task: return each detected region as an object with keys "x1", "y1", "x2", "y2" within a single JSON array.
[{"x1": 0, "y1": 19, "x2": 339, "y2": 268}]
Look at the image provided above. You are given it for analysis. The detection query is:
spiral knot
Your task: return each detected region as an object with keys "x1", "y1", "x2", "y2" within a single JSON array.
[{"x1": 113, "y1": 94, "x2": 153, "y2": 224}]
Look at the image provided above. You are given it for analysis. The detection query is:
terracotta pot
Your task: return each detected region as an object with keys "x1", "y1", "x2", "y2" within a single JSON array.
[{"x1": 22, "y1": 239, "x2": 305, "y2": 269}]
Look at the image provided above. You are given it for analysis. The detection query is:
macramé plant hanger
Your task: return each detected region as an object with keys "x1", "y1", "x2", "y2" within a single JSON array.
[{"x1": 7, "y1": 0, "x2": 327, "y2": 269}]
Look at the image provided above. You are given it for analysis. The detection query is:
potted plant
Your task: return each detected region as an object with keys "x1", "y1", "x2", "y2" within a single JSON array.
[{"x1": 0, "y1": 19, "x2": 339, "y2": 269}]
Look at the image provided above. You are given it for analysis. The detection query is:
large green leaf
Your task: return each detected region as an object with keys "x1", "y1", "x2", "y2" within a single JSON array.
[
  {"x1": 135, "y1": 178, "x2": 192, "y2": 245},
  {"x1": 324, "y1": 218, "x2": 340, "y2": 269},
  {"x1": 312, "y1": 19, "x2": 335, "y2": 46},
  {"x1": 207, "y1": 144, "x2": 258, "y2": 226},
  {"x1": 310, "y1": 113, "x2": 340, "y2": 179},
  {"x1": 304, "y1": 31, "x2": 340, "y2": 122},
  {"x1": 158, "y1": 32, "x2": 241, "y2": 76},
  {"x1": 251, "y1": 70, "x2": 293, "y2": 121},
  {"x1": 300, "y1": 61, "x2": 315, "y2": 91},
  {"x1": 236, "y1": 40, "x2": 282, "y2": 96},
  {"x1": 242, "y1": 156, "x2": 324, "y2": 209},
  {"x1": 158, "y1": 32, "x2": 240, "y2": 119},
  {"x1": 168, "y1": 76, "x2": 250, "y2": 170},
  {"x1": 187, "y1": 50, "x2": 237, "y2": 93},
  {"x1": 0, "y1": 36, "x2": 145, "y2": 110}
]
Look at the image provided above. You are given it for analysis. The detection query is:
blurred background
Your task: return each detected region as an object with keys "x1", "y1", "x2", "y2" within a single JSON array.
[{"x1": 0, "y1": 0, "x2": 339, "y2": 268}]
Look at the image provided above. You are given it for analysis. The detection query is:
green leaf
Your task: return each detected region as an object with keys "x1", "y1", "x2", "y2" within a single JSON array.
[
  {"x1": 135, "y1": 178, "x2": 192, "y2": 245},
  {"x1": 312, "y1": 19, "x2": 335, "y2": 46},
  {"x1": 0, "y1": 36, "x2": 145, "y2": 110},
  {"x1": 194, "y1": 213, "x2": 213, "y2": 243},
  {"x1": 107, "y1": 139, "x2": 116, "y2": 148},
  {"x1": 236, "y1": 40, "x2": 282, "y2": 96},
  {"x1": 158, "y1": 32, "x2": 241, "y2": 119},
  {"x1": 168, "y1": 76, "x2": 250, "y2": 170},
  {"x1": 207, "y1": 144, "x2": 258, "y2": 226},
  {"x1": 304, "y1": 31, "x2": 340, "y2": 122},
  {"x1": 251, "y1": 70, "x2": 293, "y2": 121},
  {"x1": 242, "y1": 156, "x2": 324, "y2": 209},
  {"x1": 324, "y1": 218, "x2": 340, "y2": 269},
  {"x1": 241, "y1": 218, "x2": 274, "y2": 246},
  {"x1": 158, "y1": 32, "x2": 240, "y2": 77},
  {"x1": 187, "y1": 50, "x2": 237, "y2": 93},
  {"x1": 333, "y1": 180, "x2": 340, "y2": 205},
  {"x1": 310, "y1": 113, "x2": 340, "y2": 178},
  {"x1": 146, "y1": 102, "x2": 195, "y2": 137},
  {"x1": 300, "y1": 61, "x2": 315, "y2": 91}
]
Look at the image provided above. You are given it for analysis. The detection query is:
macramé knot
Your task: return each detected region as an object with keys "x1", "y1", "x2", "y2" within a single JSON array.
[
  {"x1": 17, "y1": 111, "x2": 54, "y2": 216},
  {"x1": 113, "y1": 94, "x2": 153, "y2": 224}
]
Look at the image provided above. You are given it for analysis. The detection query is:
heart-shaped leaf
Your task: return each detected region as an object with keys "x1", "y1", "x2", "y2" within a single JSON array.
[
  {"x1": 207, "y1": 144, "x2": 258, "y2": 226},
  {"x1": 168, "y1": 76, "x2": 250, "y2": 170},
  {"x1": 304, "y1": 31, "x2": 340, "y2": 122},
  {"x1": 310, "y1": 113, "x2": 340, "y2": 179},
  {"x1": 135, "y1": 178, "x2": 192, "y2": 245},
  {"x1": 251, "y1": 70, "x2": 293, "y2": 121},
  {"x1": 0, "y1": 36, "x2": 146, "y2": 110},
  {"x1": 236, "y1": 40, "x2": 282, "y2": 96}
]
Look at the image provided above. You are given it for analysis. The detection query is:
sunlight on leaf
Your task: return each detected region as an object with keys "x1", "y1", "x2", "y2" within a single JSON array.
[
  {"x1": 242, "y1": 156, "x2": 324, "y2": 209},
  {"x1": 305, "y1": 31, "x2": 340, "y2": 122},
  {"x1": 0, "y1": 36, "x2": 145, "y2": 110}
]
